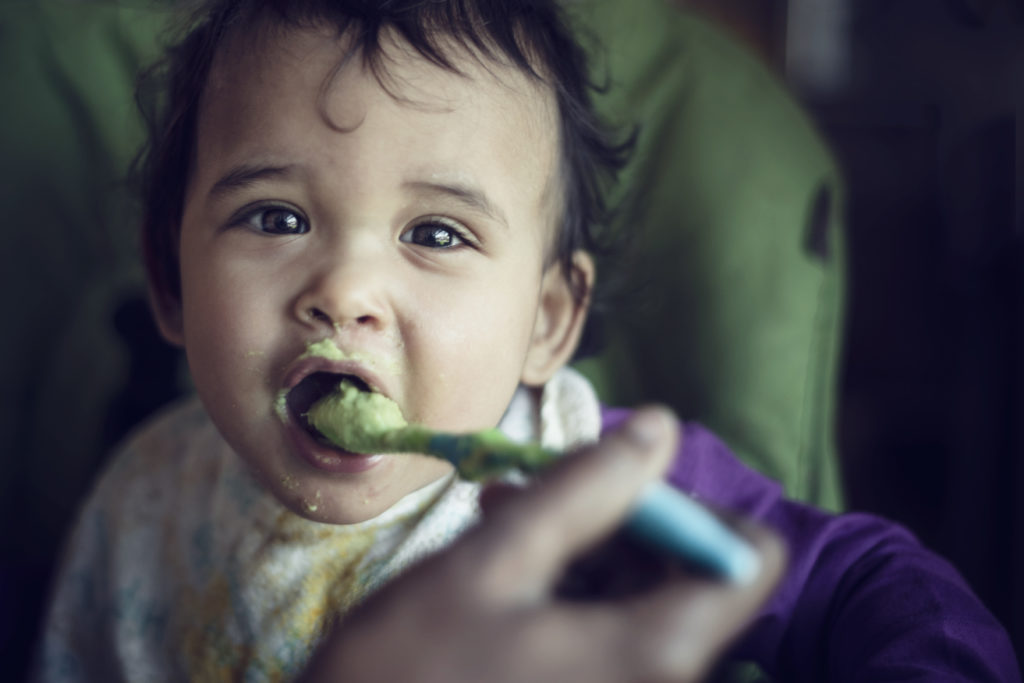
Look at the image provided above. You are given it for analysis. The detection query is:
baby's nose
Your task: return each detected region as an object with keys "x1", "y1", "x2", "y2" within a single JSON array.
[{"x1": 292, "y1": 249, "x2": 394, "y2": 333}]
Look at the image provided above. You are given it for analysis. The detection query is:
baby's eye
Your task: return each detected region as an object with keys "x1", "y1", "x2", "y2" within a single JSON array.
[
  {"x1": 399, "y1": 220, "x2": 467, "y2": 249},
  {"x1": 236, "y1": 206, "x2": 309, "y2": 235}
]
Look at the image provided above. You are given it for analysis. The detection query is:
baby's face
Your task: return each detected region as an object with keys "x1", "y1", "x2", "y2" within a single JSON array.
[{"x1": 163, "y1": 23, "x2": 587, "y2": 523}]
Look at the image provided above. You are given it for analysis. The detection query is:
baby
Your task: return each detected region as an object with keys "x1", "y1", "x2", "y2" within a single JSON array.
[{"x1": 36, "y1": 0, "x2": 1020, "y2": 680}]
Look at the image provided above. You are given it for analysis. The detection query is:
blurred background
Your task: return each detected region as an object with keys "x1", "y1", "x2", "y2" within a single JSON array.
[
  {"x1": 683, "y1": 0, "x2": 1024, "y2": 663},
  {"x1": 2, "y1": 0, "x2": 1022, "y2": 678}
]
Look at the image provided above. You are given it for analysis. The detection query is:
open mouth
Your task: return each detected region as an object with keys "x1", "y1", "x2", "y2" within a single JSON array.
[{"x1": 286, "y1": 371, "x2": 372, "y2": 446}]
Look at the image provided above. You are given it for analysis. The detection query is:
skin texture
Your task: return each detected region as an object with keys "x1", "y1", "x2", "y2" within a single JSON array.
[
  {"x1": 301, "y1": 408, "x2": 786, "y2": 683},
  {"x1": 155, "y1": 22, "x2": 593, "y2": 524}
]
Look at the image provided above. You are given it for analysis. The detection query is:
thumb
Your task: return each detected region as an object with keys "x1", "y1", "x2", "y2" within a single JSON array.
[{"x1": 461, "y1": 407, "x2": 680, "y2": 602}]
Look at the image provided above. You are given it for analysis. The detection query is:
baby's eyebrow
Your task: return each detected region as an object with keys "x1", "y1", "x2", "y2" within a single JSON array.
[
  {"x1": 403, "y1": 180, "x2": 508, "y2": 229},
  {"x1": 209, "y1": 163, "x2": 297, "y2": 198}
]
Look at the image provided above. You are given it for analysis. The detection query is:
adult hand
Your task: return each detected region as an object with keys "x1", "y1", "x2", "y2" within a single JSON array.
[{"x1": 301, "y1": 407, "x2": 785, "y2": 683}]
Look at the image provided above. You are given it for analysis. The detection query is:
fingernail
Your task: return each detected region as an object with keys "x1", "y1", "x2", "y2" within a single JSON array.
[{"x1": 625, "y1": 409, "x2": 668, "y2": 447}]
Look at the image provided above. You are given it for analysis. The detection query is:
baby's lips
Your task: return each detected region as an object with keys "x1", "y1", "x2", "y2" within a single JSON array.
[{"x1": 282, "y1": 355, "x2": 390, "y2": 398}]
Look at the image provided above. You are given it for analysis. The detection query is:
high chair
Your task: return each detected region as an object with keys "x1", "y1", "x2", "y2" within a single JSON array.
[{"x1": 0, "y1": 0, "x2": 846, "y2": 675}]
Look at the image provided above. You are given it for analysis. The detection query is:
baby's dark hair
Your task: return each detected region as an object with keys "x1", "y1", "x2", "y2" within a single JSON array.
[{"x1": 136, "y1": 0, "x2": 632, "y2": 356}]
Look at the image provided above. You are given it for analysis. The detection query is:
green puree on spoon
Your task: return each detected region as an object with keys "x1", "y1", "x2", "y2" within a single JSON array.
[{"x1": 305, "y1": 379, "x2": 557, "y2": 481}]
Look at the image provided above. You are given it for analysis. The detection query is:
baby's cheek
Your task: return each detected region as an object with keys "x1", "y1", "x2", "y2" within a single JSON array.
[
  {"x1": 411, "y1": 334, "x2": 525, "y2": 430},
  {"x1": 404, "y1": 277, "x2": 539, "y2": 424}
]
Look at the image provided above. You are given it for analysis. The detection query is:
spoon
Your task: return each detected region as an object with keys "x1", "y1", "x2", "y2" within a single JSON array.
[{"x1": 306, "y1": 380, "x2": 761, "y2": 583}]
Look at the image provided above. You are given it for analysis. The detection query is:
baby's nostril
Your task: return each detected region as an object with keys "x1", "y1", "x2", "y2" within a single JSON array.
[{"x1": 308, "y1": 307, "x2": 332, "y2": 324}]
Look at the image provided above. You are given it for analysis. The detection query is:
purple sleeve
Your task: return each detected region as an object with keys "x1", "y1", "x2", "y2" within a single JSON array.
[{"x1": 601, "y1": 409, "x2": 1021, "y2": 681}]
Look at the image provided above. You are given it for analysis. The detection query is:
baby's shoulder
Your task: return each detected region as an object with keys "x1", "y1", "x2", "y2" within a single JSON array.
[
  {"x1": 104, "y1": 395, "x2": 217, "y2": 476},
  {"x1": 41, "y1": 397, "x2": 233, "y2": 679},
  {"x1": 86, "y1": 395, "x2": 228, "y2": 527},
  {"x1": 58, "y1": 395, "x2": 241, "y2": 587}
]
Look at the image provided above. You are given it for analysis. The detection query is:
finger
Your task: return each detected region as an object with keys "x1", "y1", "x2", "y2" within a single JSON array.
[
  {"x1": 593, "y1": 524, "x2": 786, "y2": 682},
  {"x1": 478, "y1": 481, "x2": 523, "y2": 517},
  {"x1": 484, "y1": 529, "x2": 784, "y2": 683},
  {"x1": 462, "y1": 407, "x2": 681, "y2": 601}
]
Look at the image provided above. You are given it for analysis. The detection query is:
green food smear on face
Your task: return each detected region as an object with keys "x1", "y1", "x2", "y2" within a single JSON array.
[
  {"x1": 274, "y1": 390, "x2": 290, "y2": 423},
  {"x1": 301, "y1": 339, "x2": 349, "y2": 363},
  {"x1": 300, "y1": 339, "x2": 401, "y2": 375}
]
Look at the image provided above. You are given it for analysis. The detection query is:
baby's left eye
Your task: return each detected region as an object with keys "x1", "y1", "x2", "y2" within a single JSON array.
[{"x1": 400, "y1": 221, "x2": 466, "y2": 249}]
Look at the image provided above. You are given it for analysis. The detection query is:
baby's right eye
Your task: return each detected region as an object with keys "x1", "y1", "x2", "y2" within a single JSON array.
[{"x1": 236, "y1": 205, "x2": 309, "y2": 235}]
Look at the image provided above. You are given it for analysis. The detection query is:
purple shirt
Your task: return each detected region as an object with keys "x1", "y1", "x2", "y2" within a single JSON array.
[{"x1": 602, "y1": 409, "x2": 1021, "y2": 681}]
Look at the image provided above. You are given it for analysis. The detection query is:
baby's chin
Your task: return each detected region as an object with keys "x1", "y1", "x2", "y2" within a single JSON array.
[
  {"x1": 267, "y1": 463, "x2": 454, "y2": 526},
  {"x1": 274, "y1": 486, "x2": 400, "y2": 526}
]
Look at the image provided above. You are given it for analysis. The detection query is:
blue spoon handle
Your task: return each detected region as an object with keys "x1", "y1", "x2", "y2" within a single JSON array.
[
  {"x1": 424, "y1": 433, "x2": 760, "y2": 583},
  {"x1": 626, "y1": 480, "x2": 761, "y2": 584}
]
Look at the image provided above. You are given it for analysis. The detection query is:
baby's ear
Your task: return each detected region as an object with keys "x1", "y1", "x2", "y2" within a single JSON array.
[
  {"x1": 148, "y1": 286, "x2": 185, "y2": 348},
  {"x1": 521, "y1": 251, "x2": 594, "y2": 387}
]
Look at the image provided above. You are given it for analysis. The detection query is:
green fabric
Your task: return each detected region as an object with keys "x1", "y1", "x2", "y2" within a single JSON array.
[
  {"x1": 569, "y1": 0, "x2": 846, "y2": 511},
  {"x1": 0, "y1": 0, "x2": 844, "y2": 575},
  {"x1": 0, "y1": 0, "x2": 172, "y2": 566},
  {"x1": 1, "y1": 3, "x2": 845, "y2": 677}
]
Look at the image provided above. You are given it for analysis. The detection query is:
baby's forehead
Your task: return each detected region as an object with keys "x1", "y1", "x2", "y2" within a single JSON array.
[
  {"x1": 195, "y1": 18, "x2": 565, "y2": 234},
  {"x1": 206, "y1": 18, "x2": 558, "y2": 131}
]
